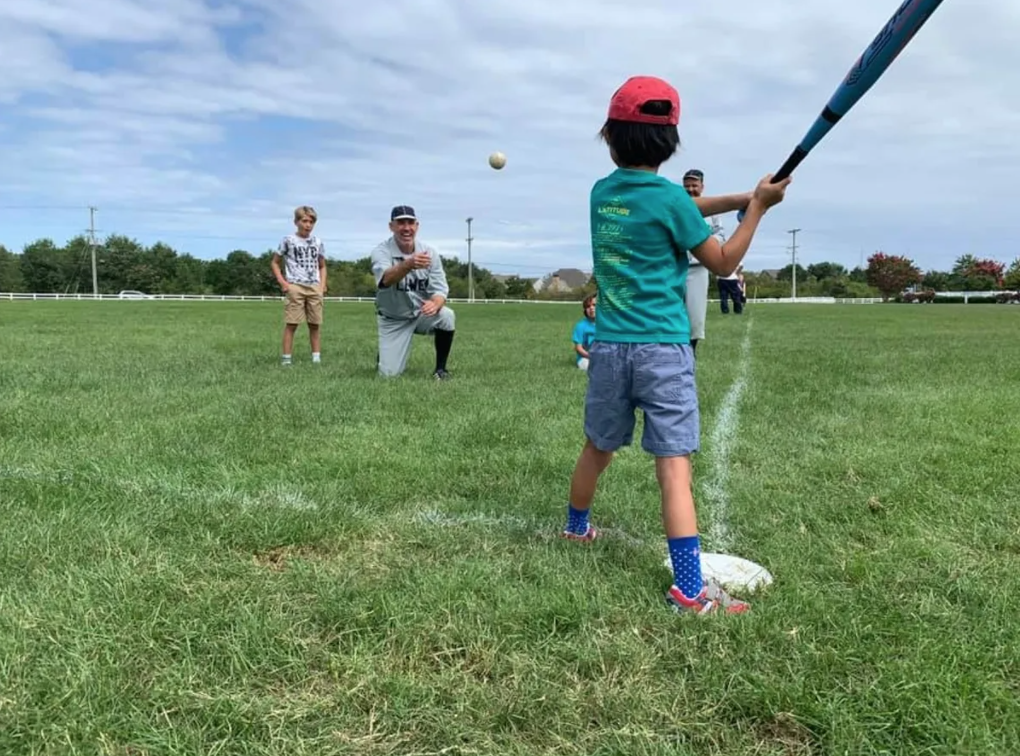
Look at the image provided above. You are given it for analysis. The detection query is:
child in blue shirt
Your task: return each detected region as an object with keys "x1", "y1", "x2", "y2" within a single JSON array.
[
  {"x1": 571, "y1": 295, "x2": 597, "y2": 369},
  {"x1": 561, "y1": 75, "x2": 791, "y2": 615}
]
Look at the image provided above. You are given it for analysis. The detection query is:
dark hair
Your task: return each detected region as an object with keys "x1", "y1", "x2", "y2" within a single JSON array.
[
  {"x1": 599, "y1": 100, "x2": 680, "y2": 167},
  {"x1": 582, "y1": 294, "x2": 596, "y2": 312}
]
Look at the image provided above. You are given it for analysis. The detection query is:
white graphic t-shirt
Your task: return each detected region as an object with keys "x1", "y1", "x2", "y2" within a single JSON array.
[{"x1": 278, "y1": 234, "x2": 325, "y2": 286}]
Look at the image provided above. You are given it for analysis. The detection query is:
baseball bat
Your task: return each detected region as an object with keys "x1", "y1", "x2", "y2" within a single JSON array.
[{"x1": 738, "y1": 0, "x2": 946, "y2": 220}]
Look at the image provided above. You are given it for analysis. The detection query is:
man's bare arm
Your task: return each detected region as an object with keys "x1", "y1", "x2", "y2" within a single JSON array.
[{"x1": 692, "y1": 193, "x2": 751, "y2": 217}]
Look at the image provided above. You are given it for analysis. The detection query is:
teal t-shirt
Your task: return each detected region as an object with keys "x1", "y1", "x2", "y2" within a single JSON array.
[
  {"x1": 572, "y1": 317, "x2": 596, "y2": 364},
  {"x1": 589, "y1": 168, "x2": 712, "y2": 343}
]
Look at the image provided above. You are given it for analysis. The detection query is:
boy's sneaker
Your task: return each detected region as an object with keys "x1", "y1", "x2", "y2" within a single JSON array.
[
  {"x1": 561, "y1": 524, "x2": 599, "y2": 542},
  {"x1": 666, "y1": 580, "x2": 750, "y2": 615},
  {"x1": 433, "y1": 368, "x2": 450, "y2": 380}
]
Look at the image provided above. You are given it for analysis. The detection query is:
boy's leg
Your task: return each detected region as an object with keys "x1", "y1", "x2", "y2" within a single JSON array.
[
  {"x1": 718, "y1": 279, "x2": 730, "y2": 314},
  {"x1": 732, "y1": 282, "x2": 744, "y2": 315},
  {"x1": 306, "y1": 287, "x2": 323, "y2": 362},
  {"x1": 377, "y1": 314, "x2": 416, "y2": 377},
  {"x1": 281, "y1": 324, "x2": 298, "y2": 364},
  {"x1": 563, "y1": 342, "x2": 635, "y2": 540},
  {"x1": 308, "y1": 324, "x2": 321, "y2": 361},
  {"x1": 565, "y1": 439, "x2": 614, "y2": 539},
  {"x1": 634, "y1": 343, "x2": 748, "y2": 613},
  {"x1": 282, "y1": 285, "x2": 305, "y2": 364}
]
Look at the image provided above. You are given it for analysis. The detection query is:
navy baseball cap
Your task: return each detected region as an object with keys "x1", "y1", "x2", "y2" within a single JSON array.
[
  {"x1": 391, "y1": 205, "x2": 417, "y2": 221},
  {"x1": 683, "y1": 169, "x2": 704, "y2": 181}
]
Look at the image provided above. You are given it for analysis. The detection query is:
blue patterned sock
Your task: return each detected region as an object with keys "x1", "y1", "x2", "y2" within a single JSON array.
[
  {"x1": 565, "y1": 503, "x2": 590, "y2": 535},
  {"x1": 668, "y1": 535, "x2": 704, "y2": 599}
]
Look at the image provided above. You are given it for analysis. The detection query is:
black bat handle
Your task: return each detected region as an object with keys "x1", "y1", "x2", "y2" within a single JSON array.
[{"x1": 772, "y1": 147, "x2": 808, "y2": 183}]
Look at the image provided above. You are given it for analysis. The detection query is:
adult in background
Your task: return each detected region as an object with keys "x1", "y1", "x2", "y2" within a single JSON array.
[
  {"x1": 370, "y1": 205, "x2": 455, "y2": 379},
  {"x1": 681, "y1": 169, "x2": 727, "y2": 355},
  {"x1": 718, "y1": 263, "x2": 744, "y2": 315}
]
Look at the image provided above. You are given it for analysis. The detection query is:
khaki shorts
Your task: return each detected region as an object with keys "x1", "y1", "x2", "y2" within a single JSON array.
[{"x1": 284, "y1": 282, "x2": 323, "y2": 325}]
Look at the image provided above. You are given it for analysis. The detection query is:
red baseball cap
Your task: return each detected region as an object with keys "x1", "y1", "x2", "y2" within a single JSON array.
[{"x1": 607, "y1": 76, "x2": 680, "y2": 125}]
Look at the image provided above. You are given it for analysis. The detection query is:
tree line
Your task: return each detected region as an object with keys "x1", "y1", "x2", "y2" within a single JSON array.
[
  {"x1": 0, "y1": 234, "x2": 537, "y2": 299},
  {"x1": 0, "y1": 234, "x2": 1017, "y2": 300}
]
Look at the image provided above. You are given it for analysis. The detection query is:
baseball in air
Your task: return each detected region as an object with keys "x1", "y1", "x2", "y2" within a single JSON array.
[{"x1": 488, "y1": 151, "x2": 507, "y2": 170}]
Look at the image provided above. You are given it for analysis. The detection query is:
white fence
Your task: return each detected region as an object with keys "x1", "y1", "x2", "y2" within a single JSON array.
[
  {"x1": 2, "y1": 292, "x2": 1011, "y2": 305},
  {"x1": 1, "y1": 291, "x2": 885, "y2": 305}
]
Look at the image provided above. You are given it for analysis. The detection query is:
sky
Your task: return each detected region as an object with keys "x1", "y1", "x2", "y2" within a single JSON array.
[{"x1": 0, "y1": 0, "x2": 1017, "y2": 279}]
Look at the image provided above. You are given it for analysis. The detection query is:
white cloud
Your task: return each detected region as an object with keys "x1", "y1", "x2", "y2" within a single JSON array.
[{"x1": 0, "y1": 0, "x2": 1018, "y2": 276}]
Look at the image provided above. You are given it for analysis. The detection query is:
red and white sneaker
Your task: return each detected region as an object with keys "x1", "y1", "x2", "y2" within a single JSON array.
[
  {"x1": 561, "y1": 524, "x2": 599, "y2": 542},
  {"x1": 665, "y1": 579, "x2": 750, "y2": 615}
]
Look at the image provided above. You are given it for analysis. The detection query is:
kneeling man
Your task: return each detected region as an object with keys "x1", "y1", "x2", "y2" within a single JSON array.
[{"x1": 371, "y1": 205, "x2": 455, "y2": 379}]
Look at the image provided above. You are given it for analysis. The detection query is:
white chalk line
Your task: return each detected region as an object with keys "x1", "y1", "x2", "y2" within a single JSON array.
[
  {"x1": 700, "y1": 318, "x2": 754, "y2": 553},
  {"x1": 0, "y1": 471, "x2": 655, "y2": 549},
  {"x1": 411, "y1": 509, "x2": 654, "y2": 548},
  {"x1": 0, "y1": 465, "x2": 317, "y2": 512}
]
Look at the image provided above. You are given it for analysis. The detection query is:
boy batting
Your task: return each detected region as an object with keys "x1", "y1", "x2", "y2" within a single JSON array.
[{"x1": 561, "y1": 75, "x2": 790, "y2": 615}]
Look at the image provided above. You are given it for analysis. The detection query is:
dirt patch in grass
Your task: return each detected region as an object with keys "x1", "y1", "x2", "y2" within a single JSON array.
[
  {"x1": 752, "y1": 712, "x2": 817, "y2": 755},
  {"x1": 252, "y1": 544, "x2": 327, "y2": 571}
]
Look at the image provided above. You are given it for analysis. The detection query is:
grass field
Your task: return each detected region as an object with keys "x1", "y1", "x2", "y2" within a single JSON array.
[{"x1": 1, "y1": 300, "x2": 1018, "y2": 755}]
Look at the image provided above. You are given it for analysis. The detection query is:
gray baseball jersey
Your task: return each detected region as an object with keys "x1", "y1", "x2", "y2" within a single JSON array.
[
  {"x1": 277, "y1": 233, "x2": 325, "y2": 285},
  {"x1": 688, "y1": 215, "x2": 726, "y2": 268},
  {"x1": 370, "y1": 237, "x2": 450, "y2": 319}
]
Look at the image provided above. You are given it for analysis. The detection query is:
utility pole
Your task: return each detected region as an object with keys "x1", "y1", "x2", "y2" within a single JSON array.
[
  {"x1": 89, "y1": 206, "x2": 99, "y2": 298},
  {"x1": 465, "y1": 217, "x2": 474, "y2": 302},
  {"x1": 788, "y1": 228, "x2": 800, "y2": 300}
]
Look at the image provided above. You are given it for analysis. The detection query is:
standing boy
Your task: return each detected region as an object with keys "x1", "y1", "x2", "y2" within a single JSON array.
[
  {"x1": 561, "y1": 75, "x2": 790, "y2": 615},
  {"x1": 271, "y1": 205, "x2": 327, "y2": 365}
]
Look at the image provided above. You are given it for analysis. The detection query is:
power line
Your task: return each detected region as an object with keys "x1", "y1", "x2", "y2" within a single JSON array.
[
  {"x1": 465, "y1": 217, "x2": 474, "y2": 302},
  {"x1": 788, "y1": 228, "x2": 801, "y2": 300},
  {"x1": 88, "y1": 206, "x2": 99, "y2": 298}
]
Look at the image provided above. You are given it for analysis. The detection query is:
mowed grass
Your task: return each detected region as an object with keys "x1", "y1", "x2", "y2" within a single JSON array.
[{"x1": 1, "y1": 299, "x2": 1018, "y2": 755}]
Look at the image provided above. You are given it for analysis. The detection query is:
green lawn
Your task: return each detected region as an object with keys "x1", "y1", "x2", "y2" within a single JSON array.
[{"x1": 1, "y1": 300, "x2": 1018, "y2": 755}]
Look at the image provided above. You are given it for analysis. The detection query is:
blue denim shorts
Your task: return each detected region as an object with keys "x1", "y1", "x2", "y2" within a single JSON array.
[{"x1": 583, "y1": 341, "x2": 699, "y2": 457}]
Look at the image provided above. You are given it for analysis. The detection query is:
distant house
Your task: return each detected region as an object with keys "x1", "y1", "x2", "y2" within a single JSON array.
[
  {"x1": 759, "y1": 268, "x2": 782, "y2": 279},
  {"x1": 534, "y1": 267, "x2": 591, "y2": 293}
]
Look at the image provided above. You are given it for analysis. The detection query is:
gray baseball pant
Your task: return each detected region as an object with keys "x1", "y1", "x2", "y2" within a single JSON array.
[
  {"x1": 377, "y1": 307, "x2": 456, "y2": 377},
  {"x1": 685, "y1": 263, "x2": 709, "y2": 342}
]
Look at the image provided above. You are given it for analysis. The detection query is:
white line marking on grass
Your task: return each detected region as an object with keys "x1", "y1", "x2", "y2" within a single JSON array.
[
  {"x1": 0, "y1": 466, "x2": 318, "y2": 511},
  {"x1": 701, "y1": 318, "x2": 753, "y2": 553},
  {"x1": 413, "y1": 510, "x2": 536, "y2": 529},
  {"x1": 412, "y1": 510, "x2": 651, "y2": 546}
]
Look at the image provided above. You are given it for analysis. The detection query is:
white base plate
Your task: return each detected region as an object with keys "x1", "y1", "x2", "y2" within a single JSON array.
[{"x1": 664, "y1": 551, "x2": 774, "y2": 593}]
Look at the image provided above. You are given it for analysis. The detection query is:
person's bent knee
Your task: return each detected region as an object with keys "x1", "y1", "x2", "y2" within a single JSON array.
[
  {"x1": 437, "y1": 306, "x2": 455, "y2": 330},
  {"x1": 583, "y1": 437, "x2": 616, "y2": 468}
]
